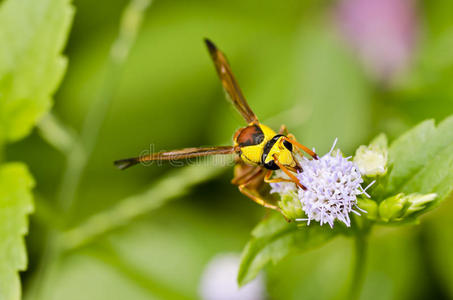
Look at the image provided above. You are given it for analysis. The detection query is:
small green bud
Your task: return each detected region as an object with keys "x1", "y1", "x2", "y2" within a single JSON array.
[
  {"x1": 357, "y1": 197, "x2": 378, "y2": 220},
  {"x1": 378, "y1": 193, "x2": 437, "y2": 222},
  {"x1": 402, "y1": 193, "x2": 437, "y2": 217},
  {"x1": 278, "y1": 194, "x2": 304, "y2": 220},
  {"x1": 378, "y1": 193, "x2": 408, "y2": 222},
  {"x1": 354, "y1": 134, "x2": 388, "y2": 177}
]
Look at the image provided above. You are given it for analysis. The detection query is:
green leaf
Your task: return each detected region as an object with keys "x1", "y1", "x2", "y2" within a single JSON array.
[
  {"x1": 385, "y1": 115, "x2": 453, "y2": 206},
  {"x1": 0, "y1": 0, "x2": 74, "y2": 143},
  {"x1": 237, "y1": 214, "x2": 339, "y2": 286},
  {"x1": 0, "y1": 163, "x2": 34, "y2": 300}
]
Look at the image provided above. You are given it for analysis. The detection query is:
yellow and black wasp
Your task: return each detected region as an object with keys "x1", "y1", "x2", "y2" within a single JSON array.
[{"x1": 115, "y1": 39, "x2": 318, "y2": 212}]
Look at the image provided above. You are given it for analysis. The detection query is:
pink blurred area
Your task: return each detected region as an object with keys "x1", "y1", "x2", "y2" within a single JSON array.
[{"x1": 335, "y1": 0, "x2": 419, "y2": 82}]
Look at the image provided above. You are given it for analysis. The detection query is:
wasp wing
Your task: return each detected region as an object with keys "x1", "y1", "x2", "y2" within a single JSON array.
[
  {"x1": 205, "y1": 39, "x2": 258, "y2": 124},
  {"x1": 114, "y1": 146, "x2": 235, "y2": 170}
]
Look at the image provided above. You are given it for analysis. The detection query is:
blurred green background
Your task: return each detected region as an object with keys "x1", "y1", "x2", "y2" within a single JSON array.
[{"x1": 7, "y1": 0, "x2": 453, "y2": 299}]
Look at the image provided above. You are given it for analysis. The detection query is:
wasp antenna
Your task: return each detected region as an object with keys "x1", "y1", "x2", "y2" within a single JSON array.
[{"x1": 114, "y1": 157, "x2": 140, "y2": 170}]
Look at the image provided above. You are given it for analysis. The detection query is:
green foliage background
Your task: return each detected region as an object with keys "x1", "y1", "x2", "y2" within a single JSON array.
[{"x1": 1, "y1": 0, "x2": 453, "y2": 299}]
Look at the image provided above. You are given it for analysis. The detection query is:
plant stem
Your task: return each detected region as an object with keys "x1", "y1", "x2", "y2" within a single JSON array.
[
  {"x1": 347, "y1": 221, "x2": 369, "y2": 300},
  {"x1": 61, "y1": 157, "x2": 230, "y2": 250},
  {"x1": 347, "y1": 216, "x2": 372, "y2": 300},
  {"x1": 57, "y1": 0, "x2": 151, "y2": 212}
]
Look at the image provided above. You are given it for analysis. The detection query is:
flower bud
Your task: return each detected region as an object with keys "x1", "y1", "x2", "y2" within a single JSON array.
[
  {"x1": 402, "y1": 193, "x2": 437, "y2": 217},
  {"x1": 378, "y1": 193, "x2": 407, "y2": 222},
  {"x1": 378, "y1": 193, "x2": 437, "y2": 222},
  {"x1": 354, "y1": 134, "x2": 388, "y2": 177},
  {"x1": 357, "y1": 197, "x2": 378, "y2": 220},
  {"x1": 278, "y1": 194, "x2": 304, "y2": 220}
]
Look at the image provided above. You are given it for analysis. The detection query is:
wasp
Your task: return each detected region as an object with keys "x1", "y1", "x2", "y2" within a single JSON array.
[{"x1": 114, "y1": 39, "x2": 318, "y2": 212}]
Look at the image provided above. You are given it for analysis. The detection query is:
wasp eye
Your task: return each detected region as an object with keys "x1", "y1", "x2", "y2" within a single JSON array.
[{"x1": 283, "y1": 140, "x2": 293, "y2": 151}]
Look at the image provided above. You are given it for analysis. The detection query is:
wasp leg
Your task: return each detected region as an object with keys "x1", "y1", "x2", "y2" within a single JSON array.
[
  {"x1": 233, "y1": 167, "x2": 280, "y2": 210},
  {"x1": 272, "y1": 154, "x2": 307, "y2": 190},
  {"x1": 240, "y1": 186, "x2": 290, "y2": 222},
  {"x1": 287, "y1": 133, "x2": 296, "y2": 140},
  {"x1": 279, "y1": 124, "x2": 289, "y2": 135},
  {"x1": 238, "y1": 184, "x2": 280, "y2": 210},
  {"x1": 261, "y1": 202, "x2": 290, "y2": 223},
  {"x1": 231, "y1": 165, "x2": 262, "y2": 185},
  {"x1": 282, "y1": 137, "x2": 318, "y2": 160},
  {"x1": 263, "y1": 169, "x2": 296, "y2": 184}
]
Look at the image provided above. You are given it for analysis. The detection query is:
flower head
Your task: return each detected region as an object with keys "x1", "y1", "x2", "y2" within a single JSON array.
[{"x1": 270, "y1": 139, "x2": 371, "y2": 228}]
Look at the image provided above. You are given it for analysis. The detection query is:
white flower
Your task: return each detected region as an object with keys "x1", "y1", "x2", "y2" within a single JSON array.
[
  {"x1": 296, "y1": 139, "x2": 372, "y2": 227},
  {"x1": 270, "y1": 139, "x2": 373, "y2": 227},
  {"x1": 199, "y1": 253, "x2": 266, "y2": 300}
]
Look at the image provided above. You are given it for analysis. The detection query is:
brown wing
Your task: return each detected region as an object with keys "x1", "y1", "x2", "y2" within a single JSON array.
[
  {"x1": 114, "y1": 146, "x2": 235, "y2": 170},
  {"x1": 204, "y1": 38, "x2": 258, "y2": 124}
]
